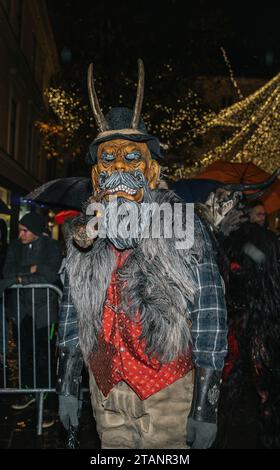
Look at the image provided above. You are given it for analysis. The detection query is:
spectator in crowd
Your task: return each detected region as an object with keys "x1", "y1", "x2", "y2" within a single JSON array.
[
  {"x1": 247, "y1": 200, "x2": 267, "y2": 227},
  {"x1": 2, "y1": 212, "x2": 62, "y2": 425},
  {"x1": 0, "y1": 219, "x2": 8, "y2": 277},
  {"x1": 0, "y1": 219, "x2": 9, "y2": 373}
]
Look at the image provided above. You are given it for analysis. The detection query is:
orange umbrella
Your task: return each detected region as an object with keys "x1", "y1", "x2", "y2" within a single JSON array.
[{"x1": 195, "y1": 162, "x2": 280, "y2": 213}]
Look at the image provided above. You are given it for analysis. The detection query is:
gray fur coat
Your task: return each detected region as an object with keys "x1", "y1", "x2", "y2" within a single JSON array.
[{"x1": 66, "y1": 190, "x2": 204, "y2": 364}]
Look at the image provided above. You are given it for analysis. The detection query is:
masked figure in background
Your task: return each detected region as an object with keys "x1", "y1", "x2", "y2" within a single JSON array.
[
  {"x1": 180, "y1": 172, "x2": 280, "y2": 284},
  {"x1": 171, "y1": 170, "x2": 280, "y2": 448},
  {"x1": 56, "y1": 60, "x2": 228, "y2": 449},
  {"x1": 215, "y1": 210, "x2": 280, "y2": 449},
  {"x1": 197, "y1": 178, "x2": 280, "y2": 449}
]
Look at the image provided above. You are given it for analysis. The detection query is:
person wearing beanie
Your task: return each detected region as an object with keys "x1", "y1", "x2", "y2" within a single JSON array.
[
  {"x1": 19, "y1": 212, "x2": 46, "y2": 239},
  {"x1": 2, "y1": 212, "x2": 62, "y2": 421}
]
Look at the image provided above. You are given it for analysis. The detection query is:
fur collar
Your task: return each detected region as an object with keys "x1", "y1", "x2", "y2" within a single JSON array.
[{"x1": 66, "y1": 189, "x2": 204, "y2": 364}]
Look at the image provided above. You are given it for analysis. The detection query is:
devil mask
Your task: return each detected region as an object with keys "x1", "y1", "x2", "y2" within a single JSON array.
[{"x1": 86, "y1": 60, "x2": 161, "y2": 204}]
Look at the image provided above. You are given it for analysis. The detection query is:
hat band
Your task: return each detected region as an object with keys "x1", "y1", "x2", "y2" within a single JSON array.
[{"x1": 95, "y1": 128, "x2": 146, "y2": 140}]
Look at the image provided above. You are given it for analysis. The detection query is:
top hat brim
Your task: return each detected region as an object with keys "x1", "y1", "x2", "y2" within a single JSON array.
[{"x1": 86, "y1": 131, "x2": 163, "y2": 165}]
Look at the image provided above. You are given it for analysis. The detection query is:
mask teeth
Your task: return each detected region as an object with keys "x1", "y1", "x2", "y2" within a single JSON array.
[{"x1": 107, "y1": 185, "x2": 137, "y2": 195}]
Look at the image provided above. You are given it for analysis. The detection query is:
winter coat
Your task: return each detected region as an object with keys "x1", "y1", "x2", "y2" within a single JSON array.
[{"x1": 3, "y1": 236, "x2": 62, "y2": 328}]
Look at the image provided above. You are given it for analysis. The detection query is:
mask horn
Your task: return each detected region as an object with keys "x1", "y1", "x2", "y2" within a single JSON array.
[
  {"x1": 221, "y1": 168, "x2": 280, "y2": 192},
  {"x1": 87, "y1": 63, "x2": 108, "y2": 133},
  {"x1": 131, "y1": 58, "x2": 145, "y2": 129},
  {"x1": 246, "y1": 189, "x2": 266, "y2": 200}
]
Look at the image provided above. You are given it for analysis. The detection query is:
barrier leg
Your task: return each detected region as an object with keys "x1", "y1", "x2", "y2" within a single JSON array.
[{"x1": 37, "y1": 392, "x2": 44, "y2": 436}]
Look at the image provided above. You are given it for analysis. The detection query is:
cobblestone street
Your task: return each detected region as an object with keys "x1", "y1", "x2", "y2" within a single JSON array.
[{"x1": 0, "y1": 391, "x2": 100, "y2": 449}]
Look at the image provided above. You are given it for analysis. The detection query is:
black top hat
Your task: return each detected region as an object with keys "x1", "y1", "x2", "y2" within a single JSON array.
[
  {"x1": 86, "y1": 107, "x2": 162, "y2": 165},
  {"x1": 86, "y1": 60, "x2": 163, "y2": 165}
]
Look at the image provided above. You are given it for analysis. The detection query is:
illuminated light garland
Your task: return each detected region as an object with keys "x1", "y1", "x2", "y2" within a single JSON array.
[
  {"x1": 220, "y1": 47, "x2": 243, "y2": 101},
  {"x1": 45, "y1": 87, "x2": 86, "y2": 135},
  {"x1": 37, "y1": 66, "x2": 280, "y2": 184},
  {"x1": 142, "y1": 90, "x2": 207, "y2": 149},
  {"x1": 37, "y1": 66, "x2": 207, "y2": 166},
  {"x1": 35, "y1": 122, "x2": 64, "y2": 135},
  {"x1": 36, "y1": 87, "x2": 92, "y2": 162},
  {"x1": 171, "y1": 72, "x2": 280, "y2": 178}
]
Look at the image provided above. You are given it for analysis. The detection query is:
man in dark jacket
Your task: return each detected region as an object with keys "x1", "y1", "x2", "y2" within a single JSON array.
[{"x1": 3, "y1": 212, "x2": 62, "y2": 412}]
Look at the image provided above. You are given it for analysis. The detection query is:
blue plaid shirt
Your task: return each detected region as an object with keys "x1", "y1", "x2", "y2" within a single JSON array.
[
  {"x1": 58, "y1": 273, "x2": 79, "y2": 349},
  {"x1": 190, "y1": 217, "x2": 228, "y2": 369},
  {"x1": 58, "y1": 216, "x2": 227, "y2": 370}
]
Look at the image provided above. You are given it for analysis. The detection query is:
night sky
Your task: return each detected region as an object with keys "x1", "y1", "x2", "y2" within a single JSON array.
[
  {"x1": 47, "y1": 0, "x2": 280, "y2": 79},
  {"x1": 45, "y1": 0, "x2": 280, "y2": 168}
]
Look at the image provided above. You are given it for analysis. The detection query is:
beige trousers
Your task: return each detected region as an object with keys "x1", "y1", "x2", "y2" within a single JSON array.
[{"x1": 89, "y1": 371, "x2": 194, "y2": 449}]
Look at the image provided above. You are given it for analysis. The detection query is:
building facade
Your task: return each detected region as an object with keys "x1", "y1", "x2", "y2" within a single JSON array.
[{"x1": 0, "y1": 0, "x2": 59, "y2": 235}]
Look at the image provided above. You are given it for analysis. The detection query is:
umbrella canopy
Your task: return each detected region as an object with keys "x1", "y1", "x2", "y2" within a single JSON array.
[
  {"x1": 25, "y1": 177, "x2": 93, "y2": 211},
  {"x1": 194, "y1": 162, "x2": 280, "y2": 213},
  {"x1": 0, "y1": 199, "x2": 11, "y2": 215},
  {"x1": 170, "y1": 178, "x2": 222, "y2": 203}
]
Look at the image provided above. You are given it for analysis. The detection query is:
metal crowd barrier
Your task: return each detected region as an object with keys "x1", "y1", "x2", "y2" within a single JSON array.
[{"x1": 0, "y1": 284, "x2": 63, "y2": 436}]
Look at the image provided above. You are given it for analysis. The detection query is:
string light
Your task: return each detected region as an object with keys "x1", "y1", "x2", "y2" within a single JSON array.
[
  {"x1": 35, "y1": 66, "x2": 280, "y2": 184},
  {"x1": 36, "y1": 87, "x2": 92, "y2": 162},
  {"x1": 143, "y1": 89, "x2": 206, "y2": 150},
  {"x1": 170, "y1": 72, "x2": 280, "y2": 178},
  {"x1": 45, "y1": 87, "x2": 85, "y2": 134},
  {"x1": 220, "y1": 47, "x2": 243, "y2": 101},
  {"x1": 36, "y1": 65, "x2": 206, "y2": 167}
]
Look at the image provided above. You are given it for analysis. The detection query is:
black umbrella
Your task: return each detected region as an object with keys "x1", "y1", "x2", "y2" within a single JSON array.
[
  {"x1": 170, "y1": 179, "x2": 222, "y2": 203},
  {"x1": 0, "y1": 199, "x2": 11, "y2": 215},
  {"x1": 25, "y1": 177, "x2": 93, "y2": 211}
]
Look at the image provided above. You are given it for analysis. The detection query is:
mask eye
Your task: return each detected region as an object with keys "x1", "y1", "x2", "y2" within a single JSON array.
[
  {"x1": 102, "y1": 153, "x2": 115, "y2": 163},
  {"x1": 125, "y1": 152, "x2": 141, "y2": 162}
]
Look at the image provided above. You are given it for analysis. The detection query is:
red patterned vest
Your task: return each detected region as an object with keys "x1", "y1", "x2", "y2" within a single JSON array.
[{"x1": 90, "y1": 248, "x2": 193, "y2": 399}]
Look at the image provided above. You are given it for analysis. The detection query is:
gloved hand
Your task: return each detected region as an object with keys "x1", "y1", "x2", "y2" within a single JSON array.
[
  {"x1": 187, "y1": 367, "x2": 222, "y2": 449},
  {"x1": 186, "y1": 417, "x2": 217, "y2": 449},
  {"x1": 59, "y1": 395, "x2": 80, "y2": 430},
  {"x1": 218, "y1": 208, "x2": 248, "y2": 237}
]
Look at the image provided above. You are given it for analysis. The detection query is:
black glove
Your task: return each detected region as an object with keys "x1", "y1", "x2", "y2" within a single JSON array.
[
  {"x1": 219, "y1": 208, "x2": 248, "y2": 237},
  {"x1": 186, "y1": 367, "x2": 222, "y2": 449}
]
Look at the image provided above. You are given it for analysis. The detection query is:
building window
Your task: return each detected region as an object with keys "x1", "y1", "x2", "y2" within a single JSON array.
[
  {"x1": 26, "y1": 117, "x2": 34, "y2": 171},
  {"x1": 32, "y1": 32, "x2": 37, "y2": 72},
  {"x1": 16, "y1": 0, "x2": 24, "y2": 44},
  {"x1": 9, "y1": 98, "x2": 18, "y2": 158},
  {"x1": 26, "y1": 118, "x2": 40, "y2": 176},
  {"x1": 46, "y1": 157, "x2": 57, "y2": 181},
  {"x1": 32, "y1": 128, "x2": 40, "y2": 176},
  {"x1": 3, "y1": 0, "x2": 12, "y2": 17}
]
